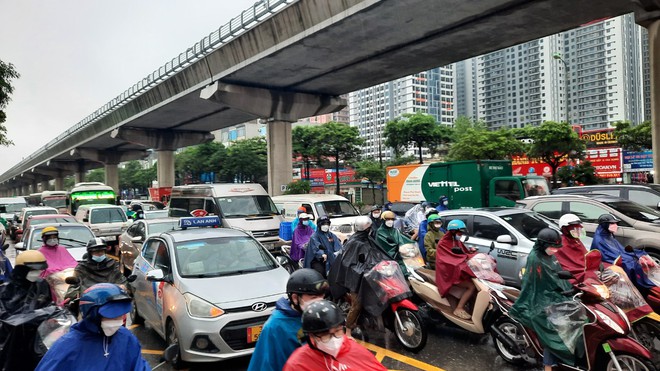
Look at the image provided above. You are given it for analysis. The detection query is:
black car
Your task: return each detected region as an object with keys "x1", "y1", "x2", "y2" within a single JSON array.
[{"x1": 552, "y1": 184, "x2": 660, "y2": 210}]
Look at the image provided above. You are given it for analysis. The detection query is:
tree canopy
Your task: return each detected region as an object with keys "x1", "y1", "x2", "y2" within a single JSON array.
[
  {"x1": 383, "y1": 112, "x2": 449, "y2": 164},
  {"x1": 447, "y1": 117, "x2": 525, "y2": 161},
  {"x1": 613, "y1": 120, "x2": 652, "y2": 152},
  {"x1": 292, "y1": 125, "x2": 321, "y2": 181},
  {"x1": 316, "y1": 122, "x2": 364, "y2": 195},
  {"x1": 0, "y1": 60, "x2": 18, "y2": 146},
  {"x1": 221, "y1": 137, "x2": 268, "y2": 183}
]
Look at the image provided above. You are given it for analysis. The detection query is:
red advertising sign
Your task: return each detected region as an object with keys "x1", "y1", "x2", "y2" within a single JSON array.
[
  {"x1": 324, "y1": 169, "x2": 357, "y2": 185},
  {"x1": 585, "y1": 148, "x2": 622, "y2": 178},
  {"x1": 511, "y1": 155, "x2": 567, "y2": 177}
]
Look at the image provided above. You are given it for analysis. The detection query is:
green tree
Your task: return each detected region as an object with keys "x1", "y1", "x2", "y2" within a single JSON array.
[
  {"x1": 355, "y1": 159, "x2": 385, "y2": 202},
  {"x1": 447, "y1": 119, "x2": 525, "y2": 161},
  {"x1": 383, "y1": 112, "x2": 443, "y2": 164},
  {"x1": 317, "y1": 122, "x2": 364, "y2": 195},
  {"x1": 64, "y1": 176, "x2": 75, "y2": 190},
  {"x1": 0, "y1": 60, "x2": 18, "y2": 146},
  {"x1": 85, "y1": 168, "x2": 105, "y2": 183},
  {"x1": 556, "y1": 161, "x2": 600, "y2": 186},
  {"x1": 284, "y1": 180, "x2": 311, "y2": 194},
  {"x1": 292, "y1": 125, "x2": 321, "y2": 181},
  {"x1": 175, "y1": 142, "x2": 227, "y2": 184},
  {"x1": 527, "y1": 121, "x2": 586, "y2": 189},
  {"x1": 222, "y1": 138, "x2": 267, "y2": 183},
  {"x1": 613, "y1": 120, "x2": 652, "y2": 152}
]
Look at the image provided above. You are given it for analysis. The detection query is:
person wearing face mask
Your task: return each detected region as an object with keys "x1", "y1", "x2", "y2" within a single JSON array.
[
  {"x1": 434, "y1": 219, "x2": 477, "y2": 320},
  {"x1": 304, "y1": 216, "x2": 342, "y2": 277},
  {"x1": 375, "y1": 211, "x2": 414, "y2": 276},
  {"x1": 0, "y1": 250, "x2": 53, "y2": 370},
  {"x1": 423, "y1": 214, "x2": 445, "y2": 269},
  {"x1": 248, "y1": 269, "x2": 328, "y2": 371},
  {"x1": 509, "y1": 228, "x2": 579, "y2": 370},
  {"x1": 368, "y1": 205, "x2": 383, "y2": 236},
  {"x1": 552, "y1": 214, "x2": 590, "y2": 284},
  {"x1": 283, "y1": 300, "x2": 387, "y2": 371},
  {"x1": 65, "y1": 238, "x2": 126, "y2": 312},
  {"x1": 35, "y1": 283, "x2": 149, "y2": 371},
  {"x1": 416, "y1": 207, "x2": 438, "y2": 260},
  {"x1": 291, "y1": 206, "x2": 317, "y2": 235},
  {"x1": 37, "y1": 226, "x2": 78, "y2": 279},
  {"x1": 591, "y1": 213, "x2": 660, "y2": 310},
  {"x1": 290, "y1": 213, "x2": 315, "y2": 264},
  {"x1": 436, "y1": 195, "x2": 450, "y2": 212}
]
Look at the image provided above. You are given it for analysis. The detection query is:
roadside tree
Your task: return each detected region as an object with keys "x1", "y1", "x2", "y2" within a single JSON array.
[
  {"x1": 526, "y1": 121, "x2": 586, "y2": 189},
  {"x1": 556, "y1": 161, "x2": 599, "y2": 186},
  {"x1": 176, "y1": 142, "x2": 227, "y2": 184},
  {"x1": 222, "y1": 137, "x2": 267, "y2": 183},
  {"x1": 0, "y1": 59, "x2": 18, "y2": 146},
  {"x1": 317, "y1": 122, "x2": 364, "y2": 195},
  {"x1": 292, "y1": 125, "x2": 321, "y2": 181},
  {"x1": 613, "y1": 120, "x2": 651, "y2": 151},
  {"x1": 447, "y1": 119, "x2": 525, "y2": 161},
  {"x1": 85, "y1": 169, "x2": 105, "y2": 183},
  {"x1": 355, "y1": 159, "x2": 385, "y2": 203},
  {"x1": 383, "y1": 112, "x2": 443, "y2": 164}
]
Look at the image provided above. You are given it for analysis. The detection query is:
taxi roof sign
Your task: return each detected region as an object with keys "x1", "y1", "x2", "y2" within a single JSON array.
[{"x1": 179, "y1": 216, "x2": 221, "y2": 229}]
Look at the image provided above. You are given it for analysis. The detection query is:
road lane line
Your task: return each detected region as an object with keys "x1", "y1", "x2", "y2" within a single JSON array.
[
  {"x1": 128, "y1": 324, "x2": 140, "y2": 330},
  {"x1": 356, "y1": 340, "x2": 446, "y2": 371},
  {"x1": 375, "y1": 351, "x2": 386, "y2": 362},
  {"x1": 142, "y1": 349, "x2": 164, "y2": 355}
]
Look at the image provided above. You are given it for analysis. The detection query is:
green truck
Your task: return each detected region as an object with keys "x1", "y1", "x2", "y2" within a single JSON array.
[{"x1": 386, "y1": 160, "x2": 549, "y2": 208}]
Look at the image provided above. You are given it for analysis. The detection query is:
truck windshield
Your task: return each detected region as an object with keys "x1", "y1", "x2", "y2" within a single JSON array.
[
  {"x1": 523, "y1": 179, "x2": 550, "y2": 197},
  {"x1": 215, "y1": 196, "x2": 280, "y2": 218},
  {"x1": 604, "y1": 200, "x2": 660, "y2": 223},
  {"x1": 176, "y1": 236, "x2": 277, "y2": 278},
  {"x1": 315, "y1": 200, "x2": 359, "y2": 218},
  {"x1": 42, "y1": 197, "x2": 67, "y2": 209}
]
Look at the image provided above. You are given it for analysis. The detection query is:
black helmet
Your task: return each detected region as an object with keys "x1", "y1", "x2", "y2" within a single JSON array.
[
  {"x1": 286, "y1": 269, "x2": 329, "y2": 296},
  {"x1": 598, "y1": 214, "x2": 621, "y2": 225},
  {"x1": 536, "y1": 228, "x2": 562, "y2": 249},
  {"x1": 86, "y1": 237, "x2": 107, "y2": 252},
  {"x1": 317, "y1": 216, "x2": 331, "y2": 226},
  {"x1": 370, "y1": 205, "x2": 381, "y2": 212},
  {"x1": 302, "y1": 300, "x2": 345, "y2": 334}
]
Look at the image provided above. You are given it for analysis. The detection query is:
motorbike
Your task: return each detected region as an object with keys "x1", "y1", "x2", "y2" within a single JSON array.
[
  {"x1": 491, "y1": 250, "x2": 656, "y2": 370},
  {"x1": 276, "y1": 244, "x2": 300, "y2": 273},
  {"x1": 338, "y1": 260, "x2": 428, "y2": 353},
  {"x1": 44, "y1": 267, "x2": 76, "y2": 306},
  {"x1": 401, "y1": 242, "x2": 517, "y2": 336}
]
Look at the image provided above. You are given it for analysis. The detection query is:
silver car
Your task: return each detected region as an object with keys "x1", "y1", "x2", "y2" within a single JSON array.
[
  {"x1": 437, "y1": 208, "x2": 592, "y2": 288},
  {"x1": 118, "y1": 218, "x2": 179, "y2": 275},
  {"x1": 130, "y1": 217, "x2": 289, "y2": 364},
  {"x1": 16, "y1": 222, "x2": 96, "y2": 261}
]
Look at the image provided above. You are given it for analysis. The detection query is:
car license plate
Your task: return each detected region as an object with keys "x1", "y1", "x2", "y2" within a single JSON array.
[
  {"x1": 247, "y1": 325, "x2": 263, "y2": 343},
  {"x1": 104, "y1": 235, "x2": 117, "y2": 241}
]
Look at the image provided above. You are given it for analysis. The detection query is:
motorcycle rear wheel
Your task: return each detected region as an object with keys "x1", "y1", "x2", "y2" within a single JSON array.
[
  {"x1": 394, "y1": 308, "x2": 427, "y2": 353},
  {"x1": 633, "y1": 318, "x2": 660, "y2": 368}
]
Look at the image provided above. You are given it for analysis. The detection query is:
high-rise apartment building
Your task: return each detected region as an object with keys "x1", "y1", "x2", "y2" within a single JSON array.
[{"x1": 349, "y1": 67, "x2": 454, "y2": 160}]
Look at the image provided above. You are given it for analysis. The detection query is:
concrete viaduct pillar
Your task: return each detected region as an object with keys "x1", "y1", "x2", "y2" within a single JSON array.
[
  {"x1": 72, "y1": 149, "x2": 149, "y2": 193},
  {"x1": 111, "y1": 129, "x2": 214, "y2": 189},
  {"x1": 200, "y1": 82, "x2": 346, "y2": 196},
  {"x1": 636, "y1": 2, "x2": 660, "y2": 183},
  {"x1": 55, "y1": 177, "x2": 64, "y2": 190},
  {"x1": 40, "y1": 180, "x2": 49, "y2": 192}
]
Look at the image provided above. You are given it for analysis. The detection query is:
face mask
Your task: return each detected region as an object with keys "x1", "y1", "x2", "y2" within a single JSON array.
[
  {"x1": 433, "y1": 222, "x2": 442, "y2": 229},
  {"x1": 302, "y1": 220, "x2": 309, "y2": 226},
  {"x1": 45, "y1": 238, "x2": 58, "y2": 247},
  {"x1": 608, "y1": 224, "x2": 618, "y2": 234},
  {"x1": 26, "y1": 270, "x2": 42, "y2": 282},
  {"x1": 443, "y1": 201, "x2": 449, "y2": 206},
  {"x1": 569, "y1": 227, "x2": 584, "y2": 239},
  {"x1": 372, "y1": 212, "x2": 381, "y2": 219},
  {"x1": 545, "y1": 247, "x2": 559, "y2": 256},
  {"x1": 320, "y1": 225, "x2": 330, "y2": 233},
  {"x1": 314, "y1": 335, "x2": 345, "y2": 358},
  {"x1": 454, "y1": 234, "x2": 462, "y2": 241},
  {"x1": 92, "y1": 254, "x2": 106, "y2": 263},
  {"x1": 101, "y1": 319, "x2": 123, "y2": 337},
  {"x1": 385, "y1": 220, "x2": 394, "y2": 228}
]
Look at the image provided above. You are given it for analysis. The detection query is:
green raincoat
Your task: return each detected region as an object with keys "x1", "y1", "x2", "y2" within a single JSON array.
[
  {"x1": 375, "y1": 224, "x2": 414, "y2": 276},
  {"x1": 508, "y1": 244, "x2": 579, "y2": 366}
]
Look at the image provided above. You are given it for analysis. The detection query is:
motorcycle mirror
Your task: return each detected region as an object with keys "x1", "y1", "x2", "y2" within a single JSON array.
[
  {"x1": 127, "y1": 274, "x2": 138, "y2": 283},
  {"x1": 163, "y1": 344, "x2": 180, "y2": 364},
  {"x1": 65, "y1": 276, "x2": 80, "y2": 285},
  {"x1": 557, "y1": 271, "x2": 575, "y2": 280}
]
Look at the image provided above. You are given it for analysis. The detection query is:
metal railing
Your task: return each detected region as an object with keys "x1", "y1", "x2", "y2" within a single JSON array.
[{"x1": 6, "y1": 0, "x2": 295, "y2": 178}]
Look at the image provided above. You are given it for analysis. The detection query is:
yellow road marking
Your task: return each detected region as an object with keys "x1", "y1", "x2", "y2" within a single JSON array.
[
  {"x1": 127, "y1": 324, "x2": 140, "y2": 330},
  {"x1": 142, "y1": 349, "x2": 164, "y2": 355},
  {"x1": 355, "y1": 340, "x2": 446, "y2": 371},
  {"x1": 375, "y1": 351, "x2": 386, "y2": 362}
]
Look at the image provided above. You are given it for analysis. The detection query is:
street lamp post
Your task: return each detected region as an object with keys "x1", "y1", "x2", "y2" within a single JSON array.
[{"x1": 553, "y1": 52, "x2": 569, "y2": 124}]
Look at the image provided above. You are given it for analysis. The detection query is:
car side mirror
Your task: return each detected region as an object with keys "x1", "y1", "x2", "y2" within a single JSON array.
[
  {"x1": 14, "y1": 242, "x2": 25, "y2": 251},
  {"x1": 496, "y1": 235, "x2": 514, "y2": 244},
  {"x1": 146, "y1": 269, "x2": 165, "y2": 282},
  {"x1": 557, "y1": 270, "x2": 575, "y2": 280},
  {"x1": 131, "y1": 236, "x2": 144, "y2": 243}
]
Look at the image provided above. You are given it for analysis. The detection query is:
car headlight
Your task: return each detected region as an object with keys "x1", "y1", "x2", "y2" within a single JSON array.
[
  {"x1": 330, "y1": 225, "x2": 340, "y2": 232},
  {"x1": 183, "y1": 293, "x2": 225, "y2": 318}
]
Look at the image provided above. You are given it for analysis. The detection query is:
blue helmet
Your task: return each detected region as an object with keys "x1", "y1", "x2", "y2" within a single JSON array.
[
  {"x1": 79, "y1": 283, "x2": 131, "y2": 320},
  {"x1": 447, "y1": 219, "x2": 468, "y2": 233}
]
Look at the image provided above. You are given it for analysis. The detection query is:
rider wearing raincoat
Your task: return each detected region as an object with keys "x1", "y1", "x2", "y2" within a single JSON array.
[
  {"x1": 375, "y1": 211, "x2": 413, "y2": 276},
  {"x1": 509, "y1": 228, "x2": 579, "y2": 369}
]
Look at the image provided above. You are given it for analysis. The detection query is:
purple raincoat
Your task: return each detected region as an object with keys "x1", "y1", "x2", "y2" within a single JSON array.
[{"x1": 290, "y1": 224, "x2": 313, "y2": 262}]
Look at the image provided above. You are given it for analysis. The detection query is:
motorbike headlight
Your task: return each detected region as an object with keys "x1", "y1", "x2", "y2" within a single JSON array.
[
  {"x1": 183, "y1": 293, "x2": 225, "y2": 318},
  {"x1": 594, "y1": 309, "x2": 625, "y2": 335},
  {"x1": 592, "y1": 284, "x2": 610, "y2": 300}
]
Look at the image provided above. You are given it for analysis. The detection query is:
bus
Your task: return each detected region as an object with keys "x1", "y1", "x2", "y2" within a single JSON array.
[
  {"x1": 67, "y1": 182, "x2": 116, "y2": 215},
  {"x1": 41, "y1": 190, "x2": 69, "y2": 214},
  {"x1": 28, "y1": 193, "x2": 42, "y2": 207}
]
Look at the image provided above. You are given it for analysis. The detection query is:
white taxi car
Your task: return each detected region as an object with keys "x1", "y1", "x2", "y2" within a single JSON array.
[{"x1": 129, "y1": 216, "x2": 289, "y2": 365}]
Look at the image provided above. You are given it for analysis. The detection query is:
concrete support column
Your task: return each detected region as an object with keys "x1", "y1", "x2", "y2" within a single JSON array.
[
  {"x1": 74, "y1": 172, "x2": 84, "y2": 184},
  {"x1": 266, "y1": 121, "x2": 293, "y2": 196},
  {"x1": 31, "y1": 181, "x2": 38, "y2": 194},
  {"x1": 105, "y1": 164, "x2": 119, "y2": 193},
  {"x1": 157, "y1": 150, "x2": 175, "y2": 188},
  {"x1": 41, "y1": 180, "x2": 49, "y2": 192},
  {"x1": 55, "y1": 177, "x2": 64, "y2": 190}
]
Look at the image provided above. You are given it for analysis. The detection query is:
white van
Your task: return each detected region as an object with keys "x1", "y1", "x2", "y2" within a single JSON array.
[
  {"x1": 271, "y1": 194, "x2": 360, "y2": 241},
  {"x1": 74, "y1": 205, "x2": 131, "y2": 248},
  {"x1": 0, "y1": 197, "x2": 28, "y2": 221},
  {"x1": 168, "y1": 184, "x2": 284, "y2": 250}
]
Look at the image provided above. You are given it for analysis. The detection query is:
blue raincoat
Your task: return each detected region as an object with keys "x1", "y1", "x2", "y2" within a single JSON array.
[
  {"x1": 248, "y1": 297, "x2": 305, "y2": 371},
  {"x1": 304, "y1": 228, "x2": 342, "y2": 274},
  {"x1": 35, "y1": 315, "x2": 149, "y2": 371},
  {"x1": 417, "y1": 219, "x2": 428, "y2": 259},
  {"x1": 0, "y1": 249, "x2": 12, "y2": 283},
  {"x1": 591, "y1": 225, "x2": 656, "y2": 290}
]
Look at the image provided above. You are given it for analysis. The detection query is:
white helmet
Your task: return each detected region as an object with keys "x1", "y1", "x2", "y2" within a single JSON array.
[
  {"x1": 353, "y1": 215, "x2": 373, "y2": 232},
  {"x1": 558, "y1": 214, "x2": 582, "y2": 228}
]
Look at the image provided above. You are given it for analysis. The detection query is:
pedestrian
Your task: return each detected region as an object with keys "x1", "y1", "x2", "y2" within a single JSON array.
[
  {"x1": 248, "y1": 269, "x2": 328, "y2": 371},
  {"x1": 290, "y1": 213, "x2": 314, "y2": 264},
  {"x1": 304, "y1": 216, "x2": 342, "y2": 277},
  {"x1": 508, "y1": 229, "x2": 579, "y2": 370},
  {"x1": 423, "y1": 214, "x2": 444, "y2": 269},
  {"x1": 283, "y1": 300, "x2": 387, "y2": 371},
  {"x1": 35, "y1": 283, "x2": 150, "y2": 371}
]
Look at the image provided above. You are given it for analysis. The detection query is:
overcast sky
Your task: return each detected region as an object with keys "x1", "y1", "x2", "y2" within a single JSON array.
[{"x1": 0, "y1": 0, "x2": 257, "y2": 174}]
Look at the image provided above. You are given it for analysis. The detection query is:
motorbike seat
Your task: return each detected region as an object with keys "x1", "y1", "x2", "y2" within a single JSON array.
[{"x1": 417, "y1": 268, "x2": 437, "y2": 286}]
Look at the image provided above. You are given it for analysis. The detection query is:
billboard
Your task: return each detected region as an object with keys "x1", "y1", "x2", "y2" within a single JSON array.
[
  {"x1": 580, "y1": 128, "x2": 618, "y2": 148},
  {"x1": 511, "y1": 155, "x2": 567, "y2": 177},
  {"x1": 585, "y1": 148, "x2": 622, "y2": 178},
  {"x1": 622, "y1": 150, "x2": 653, "y2": 172}
]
